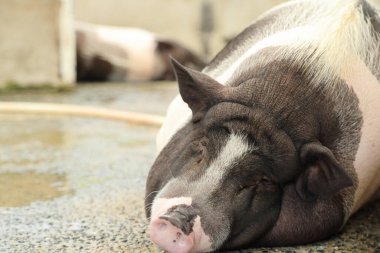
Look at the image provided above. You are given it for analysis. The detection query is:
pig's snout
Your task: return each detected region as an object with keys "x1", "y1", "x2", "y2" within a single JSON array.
[
  {"x1": 149, "y1": 197, "x2": 213, "y2": 253},
  {"x1": 149, "y1": 218, "x2": 195, "y2": 253},
  {"x1": 149, "y1": 205, "x2": 197, "y2": 253}
]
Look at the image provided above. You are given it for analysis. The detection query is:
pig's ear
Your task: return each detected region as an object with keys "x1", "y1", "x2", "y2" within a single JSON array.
[
  {"x1": 171, "y1": 58, "x2": 224, "y2": 122},
  {"x1": 295, "y1": 142, "x2": 353, "y2": 201}
]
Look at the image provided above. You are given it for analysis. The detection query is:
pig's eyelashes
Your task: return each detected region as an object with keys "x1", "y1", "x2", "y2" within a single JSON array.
[
  {"x1": 236, "y1": 184, "x2": 258, "y2": 200},
  {"x1": 239, "y1": 184, "x2": 257, "y2": 192},
  {"x1": 222, "y1": 126, "x2": 231, "y2": 135},
  {"x1": 238, "y1": 176, "x2": 272, "y2": 192},
  {"x1": 260, "y1": 177, "x2": 271, "y2": 184}
]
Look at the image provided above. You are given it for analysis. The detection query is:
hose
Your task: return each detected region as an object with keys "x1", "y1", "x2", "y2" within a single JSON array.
[{"x1": 0, "y1": 102, "x2": 164, "y2": 127}]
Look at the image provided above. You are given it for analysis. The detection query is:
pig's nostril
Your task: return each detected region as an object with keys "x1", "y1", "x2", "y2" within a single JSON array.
[
  {"x1": 173, "y1": 232, "x2": 182, "y2": 243},
  {"x1": 159, "y1": 211, "x2": 196, "y2": 235}
]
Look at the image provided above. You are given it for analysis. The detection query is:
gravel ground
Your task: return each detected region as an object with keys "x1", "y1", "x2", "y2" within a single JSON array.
[{"x1": 0, "y1": 82, "x2": 379, "y2": 253}]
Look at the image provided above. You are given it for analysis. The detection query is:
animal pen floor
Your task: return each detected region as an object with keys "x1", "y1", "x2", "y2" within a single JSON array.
[{"x1": 0, "y1": 82, "x2": 378, "y2": 253}]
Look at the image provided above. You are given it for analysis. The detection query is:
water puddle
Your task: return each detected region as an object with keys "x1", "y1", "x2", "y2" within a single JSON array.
[{"x1": 0, "y1": 171, "x2": 72, "y2": 207}]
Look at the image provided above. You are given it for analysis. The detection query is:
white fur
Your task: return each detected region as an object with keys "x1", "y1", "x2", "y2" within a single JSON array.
[
  {"x1": 201, "y1": 134, "x2": 253, "y2": 187},
  {"x1": 214, "y1": 26, "x2": 309, "y2": 84},
  {"x1": 290, "y1": 0, "x2": 379, "y2": 89},
  {"x1": 150, "y1": 197, "x2": 192, "y2": 220}
]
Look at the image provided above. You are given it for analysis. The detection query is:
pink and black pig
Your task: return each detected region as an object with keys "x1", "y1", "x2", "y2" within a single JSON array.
[
  {"x1": 145, "y1": 0, "x2": 380, "y2": 252},
  {"x1": 76, "y1": 22, "x2": 205, "y2": 82}
]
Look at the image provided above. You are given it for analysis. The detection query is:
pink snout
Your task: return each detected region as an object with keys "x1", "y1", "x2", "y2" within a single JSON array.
[
  {"x1": 149, "y1": 197, "x2": 213, "y2": 253},
  {"x1": 149, "y1": 217, "x2": 195, "y2": 253}
]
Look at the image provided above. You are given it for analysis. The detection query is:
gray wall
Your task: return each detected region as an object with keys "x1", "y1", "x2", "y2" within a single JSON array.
[{"x1": 0, "y1": 0, "x2": 75, "y2": 88}]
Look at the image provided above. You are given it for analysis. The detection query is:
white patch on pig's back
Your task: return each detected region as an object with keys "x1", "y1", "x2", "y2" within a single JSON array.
[
  {"x1": 341, "y1": 57, "x2": 380, "y2": 214},
  {"x1": 212, "y1": 27, "x2": 306, "y2": 84}
]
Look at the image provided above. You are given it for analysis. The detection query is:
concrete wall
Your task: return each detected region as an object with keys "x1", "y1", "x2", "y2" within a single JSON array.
[
  {"x1": 74, "y1": 0, "x2": 285, "y2": 60},
  {"x1": 0, "y1": 0, "x2": 75, "y2": 88}
]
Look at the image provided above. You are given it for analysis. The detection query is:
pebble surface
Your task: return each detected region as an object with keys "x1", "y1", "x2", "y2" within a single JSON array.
[{"x1": 0, "y1": 83, "x2": 378, "y2": 253}]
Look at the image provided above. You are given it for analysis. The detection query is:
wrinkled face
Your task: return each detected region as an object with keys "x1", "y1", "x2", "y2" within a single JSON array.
[{"x1": 146, "y1": 99, "x2": 299, "y2": 252}]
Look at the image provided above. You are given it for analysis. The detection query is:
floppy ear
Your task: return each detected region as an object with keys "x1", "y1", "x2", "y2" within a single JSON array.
[
  {"x1": 295, "y1": 142, "x2": 353, "y2": 201},
  {"x1": 170, "y1": 58, "x2": 225, "y2": 122}
]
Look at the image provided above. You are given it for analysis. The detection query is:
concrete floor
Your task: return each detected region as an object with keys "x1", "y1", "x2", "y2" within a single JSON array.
[{"x1": 0, "y1": 82, "x2": 379, "y2": 253}]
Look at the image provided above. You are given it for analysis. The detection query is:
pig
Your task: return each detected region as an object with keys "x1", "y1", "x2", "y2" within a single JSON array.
[
  {"x1": 145, "y1": 0, "x2": 380, "y2": 252},
  {"x1": 75, "y1": 22, "x2": 205, "y2": 82}
]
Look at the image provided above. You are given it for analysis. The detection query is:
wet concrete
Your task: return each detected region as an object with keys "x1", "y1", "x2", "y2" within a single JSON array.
[
  {"x1": 0, "y1": 171, "x2": 71, "y2": 207},
  {"x1": 0, "y1": 112, "x2": 160, "y2": 253},
  {"x1": 0, "y1": 82, "x2": 379, "y2": 253}
]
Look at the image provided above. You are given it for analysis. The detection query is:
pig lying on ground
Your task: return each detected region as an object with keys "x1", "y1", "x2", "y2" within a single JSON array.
[
  {"x1": 76, "y1": 22, "x2": 205, "y2": 82},
  {"x1": 145, "y1": 0, "x2": 380, "y2": 252}
]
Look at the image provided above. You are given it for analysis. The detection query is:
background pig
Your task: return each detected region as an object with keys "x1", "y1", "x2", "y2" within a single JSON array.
[
  {"x1": 145, "y1": 0, "x2": 380, "y2": 252},
  {"x1": 76, "y1": 22, "x2": 205, "y2": 82}
]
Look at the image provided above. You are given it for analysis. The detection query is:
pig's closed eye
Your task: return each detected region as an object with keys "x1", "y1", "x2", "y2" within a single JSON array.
[
  {"x1": 238, "y1": 176, "x2": 271, "y2": 192},
  {"x1": 260, "y1": 177, "x2": 271, "y2": 184}
]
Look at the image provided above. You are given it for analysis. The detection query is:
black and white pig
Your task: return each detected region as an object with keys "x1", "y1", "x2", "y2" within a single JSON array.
[
  {"x1": 76, "y1": 22, "x2": 205, "y2": 82},
  {"x1": 145, "y1": 0, "x2": 380, "y2": 252}
]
